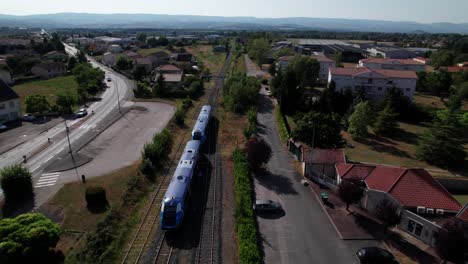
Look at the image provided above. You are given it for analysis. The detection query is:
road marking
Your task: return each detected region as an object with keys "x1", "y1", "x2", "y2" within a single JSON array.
[
  {"x1": 31, "y1": 164, "x2": 41, "y2": 172},
  {"x1": 55, "y1": 148, "x2": 64, "y2": 154},
  {"x1": 42, "y1": 156, "x2": 53, "y2": 164},
  {"x1": 35, "y1": 172, "x2": 60, "y2": 188}
]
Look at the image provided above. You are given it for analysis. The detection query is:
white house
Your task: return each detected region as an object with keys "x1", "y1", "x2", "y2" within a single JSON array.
[
  {"x1": 0, "y1": 68, "x2": 12, "y2": 84},
  {"x1": 0, "y1": 80, "x2": 20, "y2": 123},
  {"x1": 108, "y1": 44, "x2": 123, "y2": 53},
  {"x1": 102, "y1": 52, "x2": 117, "y2": 67},
  {"x1": 359, "y1": 58, "x2": 425, "y2": 72},
  {"x1": 328, "y1": 67, "x2": 417, "y2": 101}
]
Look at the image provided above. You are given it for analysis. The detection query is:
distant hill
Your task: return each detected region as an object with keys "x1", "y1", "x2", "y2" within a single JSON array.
[{"x1": 0, "y1": 13, "x2": 468, "y2": 33}]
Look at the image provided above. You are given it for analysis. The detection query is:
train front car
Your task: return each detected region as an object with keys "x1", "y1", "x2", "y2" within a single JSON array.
[
  {"x1": 192, "y1": 105, "x2": 211, "y2": 143},
  {"x1": 160, "y1": 141, "x2": 200, "y2": 230}
]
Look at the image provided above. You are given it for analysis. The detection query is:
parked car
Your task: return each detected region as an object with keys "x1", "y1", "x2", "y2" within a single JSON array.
[
  {"x1": 356, "y1": 247, "x2": 398, "y2": 264},
  {"x1": 0, "y1": 124, "x2": 7, "y2": 130},
  {"x1": 107, "y1": 77, "x2": 112, "y2": 82},
  {"x1": 22, "y1": 114, "x2": 36, "y2": 122},
  {"x1": 253, "y1": 200, "x2": 282, "y2": 213},
  {"x1": 75, "y1": 109, "x2": 88, "y2": 118},
  {"x1": 266, "y1": 90, "x2": 272, "y2": 96}
]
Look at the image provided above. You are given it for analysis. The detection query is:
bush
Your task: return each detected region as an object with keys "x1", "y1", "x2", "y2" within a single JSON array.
[
  {"x1": 233, "y1": 149, "x2": 261, "y2": 264},
  {"x1": 224, "y1": 74, "x2": 260, "y2": 114},
  {"x1": 0, "y1": 164, "x2": 33, "y2": 202},
  {"x1": 85, "y1": 186, "x2": 107, "y2": 208},
  {"x1": 181, "y1": 97, "x2": 193, "y2": 111},
  {"x1": 175, "y1": 106, "x2": 185, "y2": 127},
  {"x1": 141, "y1": 129, "x2": 173, "y2": 178},
  {"x1": 261, "y1": 78, "x2": 268, "y2": 85},
  {"x1": 245, "y1": 136, "x2": 272, "y2": 170}
]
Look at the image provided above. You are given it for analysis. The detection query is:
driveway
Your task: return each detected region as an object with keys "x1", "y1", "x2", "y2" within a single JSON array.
[{"x1": 254, "y1": 88, "x2": 376, "y2": 263}]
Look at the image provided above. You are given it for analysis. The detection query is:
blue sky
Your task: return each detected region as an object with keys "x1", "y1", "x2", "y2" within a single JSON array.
[{"x1": 2, "y1": 0, "x2": 468, "y2": 23}]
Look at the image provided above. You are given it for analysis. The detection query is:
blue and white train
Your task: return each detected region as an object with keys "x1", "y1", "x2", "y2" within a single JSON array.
[{"x1": 160, "y1": 105, "x2": 212, "y2": 230}]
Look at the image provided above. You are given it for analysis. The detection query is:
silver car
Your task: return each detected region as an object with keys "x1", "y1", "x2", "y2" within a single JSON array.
[{"x1": 253, "y1": 200, "x2": 282, "y2": 213}]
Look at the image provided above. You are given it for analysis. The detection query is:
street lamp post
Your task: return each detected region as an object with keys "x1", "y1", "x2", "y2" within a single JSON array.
[
  {"x1": 63, "y1": 117, "x2": 81, "y2": 183},
  {"x1": 115, "y1": 81, "x2": 122, "y2": 114}
]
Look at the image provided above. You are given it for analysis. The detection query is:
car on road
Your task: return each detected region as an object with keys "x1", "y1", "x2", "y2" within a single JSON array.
[
  {"x1": 75, "y1": 109, "x2": 88, "y2": 118},
  {"x1": 107, "y1": 77, "x2": 112, "y2": 82},
  {"x1": 266, "y1": 90, "x2": 272, "y2": 96},
  {"x1": 0, "y1": 124, "x2": 7, "y2": 130},
  {"x1": 356, "y1": 247, "x2": 398, "y2": 264},
  {"x1": 22, "y1": 114, "x2": 36, "y2": 122},
  {"x1": 253, "y1": 200, "x2": 283, "y2": 213}
]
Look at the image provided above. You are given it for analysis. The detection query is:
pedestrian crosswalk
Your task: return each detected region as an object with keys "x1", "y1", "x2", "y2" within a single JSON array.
[{"x1": 35, "y1": 172, "x2": 60, "y2": 188}]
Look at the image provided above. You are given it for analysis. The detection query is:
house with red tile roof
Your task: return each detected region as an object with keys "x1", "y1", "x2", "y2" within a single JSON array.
[
  {"x1": 276, "y1": 54, "x2": 336, "y2": 80},
  {"x1": 301, "y1": 149, "x2": 345, "y2": 187},
  {"x1": 328, "y1": 67, "x2": 417, "y2": 101},
  {"x1": 336, "y1": 163, "x2": 463, "y2": 245},
  {"x1": 358, "y1": 58, "x2": 425, "y2": 72}
]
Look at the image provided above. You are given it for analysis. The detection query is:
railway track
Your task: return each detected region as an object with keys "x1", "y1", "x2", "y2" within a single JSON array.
[
  {"x1": 195, "y1": 52, "x2": 232, "y2": 264},
  {"x1": 153, "y1": 233, "x2": 173, "y2": 264}
]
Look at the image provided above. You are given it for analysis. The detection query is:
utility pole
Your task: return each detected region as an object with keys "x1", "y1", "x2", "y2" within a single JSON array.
[
  {"x1": 64, "y1": 118, "x2": 81, "y2": 183},
  {"x1": 115, "y1": 83, "x2": 122, "y2": 114}
]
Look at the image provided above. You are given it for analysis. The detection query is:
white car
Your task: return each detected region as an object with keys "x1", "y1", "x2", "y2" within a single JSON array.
[
  {"x1": 266, "y1": 90, "x2": 272, "y2": 96},
  {"x1": 0, "y1": 124, "x2": 7, "y2": 130},
  {"x1": 107, "y1": 77, "x2": 112, "y2": 82}
]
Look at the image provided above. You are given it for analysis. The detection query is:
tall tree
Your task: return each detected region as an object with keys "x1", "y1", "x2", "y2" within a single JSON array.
[
  {"x1": 245, "y1": 136, "x2": 272, "y2": 170},
  {"x1": 373, "y1": 104, "x2": 399, "y2": 136},
  {"x1": 0, "y1": 164, "x2": 33, "y2": 202},
  {"x1": 136, "y1": 33, "x2": 147, "y2": 43},
  {"x1": 291, "y1": 56, "x2": 320, "y2": 88},
  {"x1": 416, "y1": 110, "x2": 465, "y2": 168},
  {"x1": 56, "y1": 92, "x2": 77, "y2": 114},
  {"x1": 374, "y1": 199, "x2": 402, "y2": 234},
  {"x1": 292, "y1": 112, "x2": 345, "y2": 148},
  {"x1": 348, "y1": 101, "x2": 372, "y2": 139},
  {"x1": 338, "y1": 178, "x2": 365, "y2": 211},
  {"x1": 435, "y1": 219, "x2": 466, "y2": 263},
  {"x1": 24, "y1": 95, "x2": 50, "y2": 114},
  {"x1": 247, "y1": 38, "x2": 269, "y2": 65},
  {"x1": 0, "y1": 213, "x2": 62, "y2": 263},
  {"x1": 427, "y1": 70, "x2": 452, "y2": 97}
]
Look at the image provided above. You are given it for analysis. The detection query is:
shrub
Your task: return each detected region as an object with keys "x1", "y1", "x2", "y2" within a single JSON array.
[
  {"x1": 0, "y1": 164, "x2": 33, "y2": 202},
  {"x1": 175, "y1": 106, "x2": 185, "y2": 127},
  {"x1": 233, "y1": 149, "x2": 261, "y2": 264},
  {"x1": 245, "y1": 136, "x2": 272, "y2": 170},
  {"x1": 261, "y1": 78, "x2": 268, "y2": 85},
  {"x1": 182, "y1": 97, "x2": 193, "y2": 111},
  {"x1": 85, "y1": 186, "x2": 107, "y2": 208}
]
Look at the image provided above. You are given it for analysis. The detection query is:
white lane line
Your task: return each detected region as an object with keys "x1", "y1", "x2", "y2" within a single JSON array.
[
  {"x1": 41, "y1": 172, "x2": 60, "y2": 177},
  {"x1": 31, "y1": 164, "x2": 41, "y2": 172},
  {"x1": 38, "y1": 175, "x2": 59, "y2": 181},
  {"x1": 42, "y1": 156, "x2": 53, "y2": 164},
  {"x1": 35, "y1": 183, "x2": 56, "y2": 188},
  {"x1": 55, "y1": 148, "x2": 64, "y2": 154},
  {"x1": 37, "y1": 179, "x2": 58, "y2": 184}
]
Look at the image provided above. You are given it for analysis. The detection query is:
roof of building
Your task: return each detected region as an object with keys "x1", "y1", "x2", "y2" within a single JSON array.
[
  {"x1": 338, "y1": 163, "x2": 461, "y2": 212},
  {"x1": 156, "y1": 73, "x2": 183, "y2": 83},
  {"x1": 150, "y1": 51, "x2": 169, "y2": 58},
  {"x1": 135, "y1": 57, "x2": 152, "y2": 65},
  {"x1": 457, "y1": 204, "x2": 468, "y2": 222},
  {"x1": 278, "y1": 55, "x2": 295, "y2": 61},
  {"x1": 303, "y1": 149, "x2": 345, "y2": 164},
  {"x1": 442, "y1": 66, "x2": 468, "y2": 73},
  {"x1": 157, "y1": 64, "x2": 181, "y2": 72},
  {"x1": 32, "y1": 62, "x2": 66, "y2": 70},
  {"x1": 360, "y1": 57, "x2": 424, "y2": 65},
  {"x1": 414, "y1": 57, "x2": 431, "y2": 62},
  {"x1": 44, "y1": 51, "x2": 67, "y2": 57},
  {"x1": 330, "y1": 67, "x2": 417, "y2": 79},
  {"x1": 296, "y1": 39, "x2": 350, "y2": 46},
  {"x1": 0, "y1": 79, "x2": 19, "y2": 102},
  {"x1": 311, "y1": 55, "x2": 335, "y2": 63}
]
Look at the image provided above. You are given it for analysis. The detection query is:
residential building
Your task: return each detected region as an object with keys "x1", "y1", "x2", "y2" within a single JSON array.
[
  {"x1": 413, "y1": 57, "x2": 431, "y2": 65},
  {"x1": 94, "y1": 36, "x2": 123, "y2": 45},
  {"x1": 102, "y1": 52, "x2": 117, "y2": 67},
  {"x1": 367, "y1": 47, "x2": 418, "y2": 59},
  {"x1": 42, "y1": 51, "x2": 68, "y2": 62},
  {"x1": 322, "y1": 44, "x2": 365, "y2": 63},
  {"x1": 302, "y1": 148, "x2": 345, "y2": 188},
  {"x1": 336, "y1": 163, "x2": 462, "y2": 246},
  {"x1": 441, "y1": 64, "x2": 468, "y2": 73},
  {"x1": 31, "y1": 62, "x2": 67, "y2": 79},
  {"x1": 147, "y1": 51, "x2": 169, "y2": 68},
  {"x1": 276, "y1": 55, "x2": 294, "y2": 72},
  {"x1": 328, "y1": 67, "x2": 417, "y2": 101},
  {"x1": 0, "y1": 79, "x2": 20, "y2": 123},
  {"x1": 311, "y1": 55, "x2": 336, "y2": 79},
  {"x1": 133, "y1": 57, "x2": 153, "y2": 73},
  {"x1": 0, "y1": 68, "x2": 12, "y2": 84},
  {"x1": 108, "y1": 44, "x2": 123, "y2": 53},
  {"x1": 154, "y1": 64, "x2": 184, "y2": 90},
  {"x1": 358, "y1": 58, "x2": 425, "y2": 72},
  {"x1": 170, "y1": 53, "x2": 194, "y2": 67}
]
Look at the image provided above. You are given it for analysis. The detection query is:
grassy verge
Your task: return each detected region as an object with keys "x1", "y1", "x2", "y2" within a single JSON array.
[
  {"x1": 274, "y1": 104, "x2": 289, "y2": 143},
  {"x1": 13, "y1": 75, "x2": 78, "y2": 109},
  {"x1": 186, "y1": 45, "x2": 226, "y2": 73},
  {"x1": 233, "y1": 149, "x2": 261, "y2": 263},
  {"x1": 453, "y1": 194, "x2": 468, "y2": 205}
]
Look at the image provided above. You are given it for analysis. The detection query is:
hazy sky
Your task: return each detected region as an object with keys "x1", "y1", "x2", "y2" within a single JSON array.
[{"x1": 2, "y1": 0, "x2": 468, "y2": 23}]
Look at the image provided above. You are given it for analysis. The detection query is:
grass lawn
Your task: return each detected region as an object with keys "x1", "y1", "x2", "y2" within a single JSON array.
[
  {"x1": 13, "y1": 75, "x2": 78, "y2": 110},
  {"x1": 414, "y1": 92, "x2": 468, "y2": 111},
  {"x1": 343, "y1": 122, "x2": 468, "y2": 178},
  {"x1": 218, "y1": 104, "x2": 249, "y2": 158},
  {"x1": 137, "y1": 47, "x2": 171, "y2": 57},
  {"x1": 186, "y1": 45, "x2": 226, "y2": 74},
  {"x1": 453, "y1": 194, "x2": 468, "y2": 205}
]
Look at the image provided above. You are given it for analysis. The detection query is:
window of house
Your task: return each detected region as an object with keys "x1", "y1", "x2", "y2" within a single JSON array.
[
  {"x1": 407, "y1": 219, "x2": 424, "y2": 237},
  {"x1": 387, "y1": 80, "x2": 393, "y2": 84},
  {"x1": 368, "y1": 78, "x2": 373, "y2": 84},
  {"x1": 406, "y1": 88, "x2": 411, "y2": 92},
  {"x1": 0, "y1": 104, "x2": 5, "y2": 110},
  {"x1": 378, "y1": 87, "x2": 382, "y2": 91},
  {"x1": 9, "y1": 101, "x2": 15, "y2": 108}
]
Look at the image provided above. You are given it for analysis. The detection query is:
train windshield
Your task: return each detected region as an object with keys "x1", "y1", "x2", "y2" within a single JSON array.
[
  {"x1": 163, "y1": 206, "x2": 177, "y2": 225},
  {"x1": 193, "y1": 131, "x2": 202, "y2": 140}
]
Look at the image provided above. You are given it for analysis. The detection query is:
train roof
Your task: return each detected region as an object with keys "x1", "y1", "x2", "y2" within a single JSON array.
[
  {"x1": 180, "y1": 140, "x2": 201, "y2": 161},
  {"x1": 193, "y1": 106, "x2": 211, "y2": 132},
  {"x1": 163, "y1": 160, "x2": 195, "y2": 202}
]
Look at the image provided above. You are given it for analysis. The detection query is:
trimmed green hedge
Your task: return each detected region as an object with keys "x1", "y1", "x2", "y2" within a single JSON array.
[
  {"x1": 233, "y1": 149, "x2": 261, "y2": 263},
  {"x1": 274, "y1": 105, "x2": 289, "y2": 142}
]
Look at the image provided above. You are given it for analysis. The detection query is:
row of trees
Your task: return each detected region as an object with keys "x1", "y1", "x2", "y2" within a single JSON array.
[{"x1": 224, "y1": 74, "x2": 261, "y2": 114}]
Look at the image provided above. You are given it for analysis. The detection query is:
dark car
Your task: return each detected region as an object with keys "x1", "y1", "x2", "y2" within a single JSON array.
[
  {"x1": 75, "y1": 109, "x2": 88, "y2": 118},
  {"x1": 253, "y1": 200, "x2": 282, "y2": 213},
  {"x1": 22, "y1": 114, "x2": 36, "y2": 122},
  {"x1": 356, "y1": 247, "x2": 398, "y2": 264},
  {"x1": 107, "y1": 77, "x2": 112, "y2": 82}
]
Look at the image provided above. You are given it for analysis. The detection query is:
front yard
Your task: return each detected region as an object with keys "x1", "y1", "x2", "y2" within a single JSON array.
[{"x1": 13, "y1": 75, "x2": 78, "y2": 110}]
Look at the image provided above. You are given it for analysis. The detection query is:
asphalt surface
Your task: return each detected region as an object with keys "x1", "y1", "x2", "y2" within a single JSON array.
[
  {"x1": 0, "y1": 44, "x2": 134, "y2": 204},
  {"x1": 254, "y1": 88, "x2": 366, "y2": 264}
]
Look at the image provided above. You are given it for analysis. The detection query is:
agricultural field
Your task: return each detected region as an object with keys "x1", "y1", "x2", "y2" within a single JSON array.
[{"x1": 186, "y1": 45, "x2": 226, "y2": 73}]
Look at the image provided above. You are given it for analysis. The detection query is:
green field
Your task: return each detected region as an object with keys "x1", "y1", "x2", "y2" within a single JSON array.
[
  {"x1": 186, "y1": 45, "x2": 226, "y2": 73},
  {"x1": 453, "y1": 194, "x2": 468, "y2": 205},
  {"x1": 137, "y1": 47, "x2": 171, "y2": 57},
  {"x1": 13, "y1": 75, "x2": 78, "y2": 109}
]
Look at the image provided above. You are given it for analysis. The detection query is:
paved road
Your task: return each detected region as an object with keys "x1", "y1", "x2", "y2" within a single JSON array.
[
  {"x1": 254, "y1": 87, "x2": 358, "y2": 264},
  {"x1": 0, "y1": 44, "x2": 134, "y2": 201}
]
